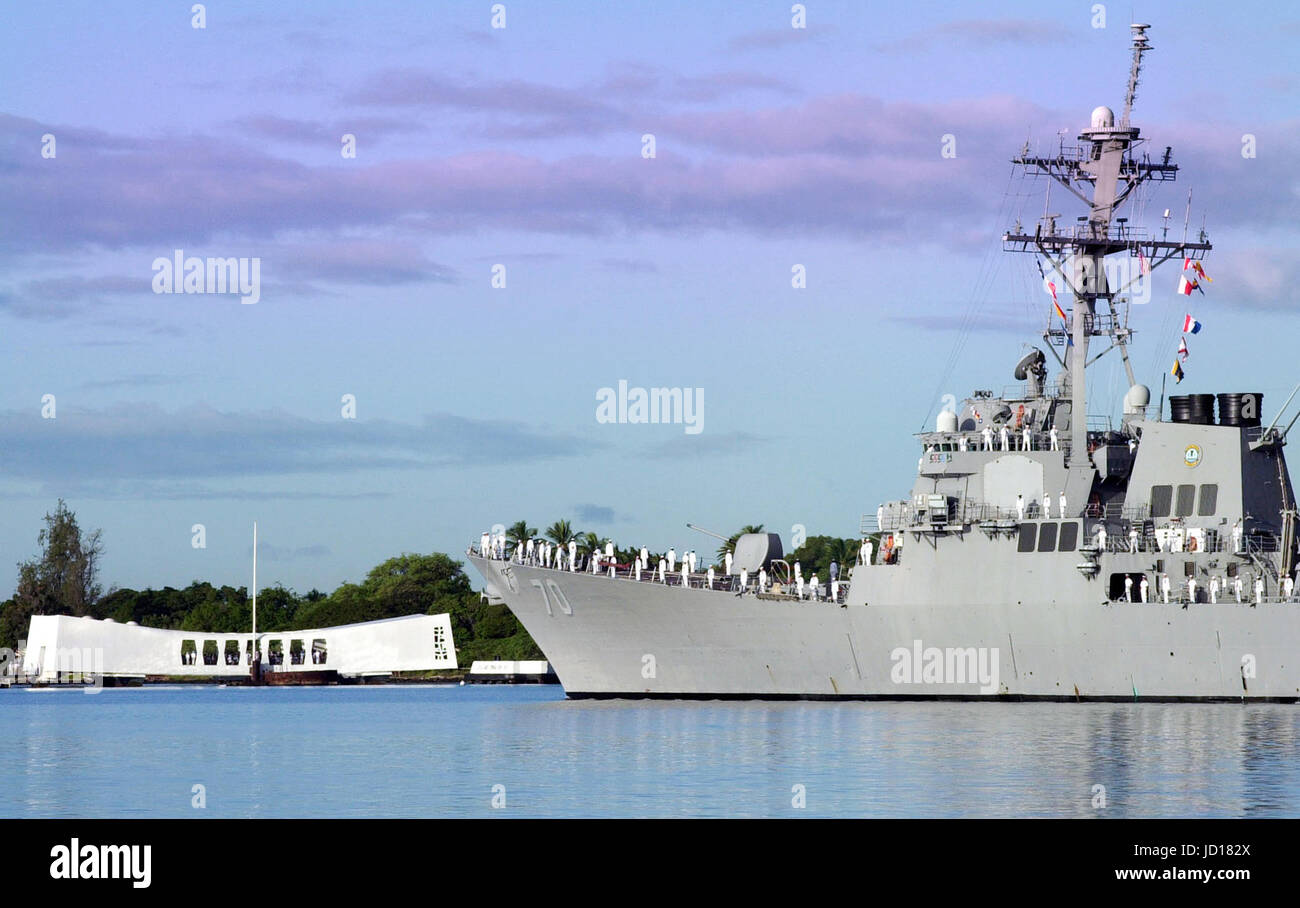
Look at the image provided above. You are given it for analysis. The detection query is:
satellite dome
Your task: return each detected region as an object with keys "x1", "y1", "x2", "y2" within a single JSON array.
[
  {"x1": 936, "y1": 411, "x2": 959, "y2": 433},
  {"x1": 1091, "y1": 106, "x2": 1115, "y2": 128},
  {"x1": 1124, "y1": 383, "x2": 1151, "y2": 413}
]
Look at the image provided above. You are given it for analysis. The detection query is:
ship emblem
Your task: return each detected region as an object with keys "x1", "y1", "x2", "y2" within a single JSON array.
[{"x1": 1184, "y1": 444, "x2": 1202, "y2": 467}]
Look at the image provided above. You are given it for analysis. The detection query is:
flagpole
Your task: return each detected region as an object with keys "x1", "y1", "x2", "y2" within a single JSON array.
[
  {"x1": 252, "y1": 521, "x2": 258, "y2": 642},
  {"x1": 1159, "y1": 371, "x2": 1167, "y2": 422}
]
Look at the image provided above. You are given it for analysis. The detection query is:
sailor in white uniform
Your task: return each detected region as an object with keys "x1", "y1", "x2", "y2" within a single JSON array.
[
  {"x1": 1022, "y1": 425, "x2": 1032, "y2": 451},
  {"x1": 568, "y1": 539, "x2": 578, "y2": 572},
  {"x1": 707, "y1": 566, "x2": 715, "y2": 589},
  {"x1": 656, "y1": 558, "x2": 666, "y2": 582},
  {"x1": 1059, "y1": 492, "x2": 1067, "y2": 518},
  {"x1": 861, "y1": 539, "x2": 874, "y2": 565},
  {"x1": 739, "y1": 568, "x2": 748, "y2": 592},
  {"x1": 1096, "y1": 525, "x2": 1107, "y2": 550},
  {"x1": 1232, "y1": 519, "x2": 1244, "y2": 553},
  {"x1": 1000, "y1": 426, "x2": 1010, "y2": 451},
  {"x1": 1285, "y1": 574, "x2": 1297, "y2": 600},
  {"x1": 640, "y1": 546, "x2": 649, "y2": 568},
  {"x1": 796, "y1": 575, "x2": 805, "y2": 599},
  {"x1": 809, "y1": 574, "x2": 820, "y2": 601},
  {"x1": 982, "y1": 426, "x2": 993, "y2": 450},
  {"x1": 1139, "y1": 575, "x2": 1149, "y2": 603},
  {"x1": 480, "y1": 532, "x2": 490, "y2": 556},
  {"x1": 1129, "y1": 527, "x2": 1139, "y2": 553},
  {"x1": 1160, "y1": 573, "x2": 1171, "y2": 604},
  {"x1": 724, "y1": 551, "x2": 733, "y2": 575},
  {"x1": 667, "y1": 548, "x2": 677, "y2": 573},
  {"x1": 1123, "y1": 575, "x2": 1133, "y2": 602},
  {"x1": 1210, "y1": 575, "x2": 1220, "y2": 604},
  {"x1": 758, "y1": 568, "x2": 767, "y2": 593},
  {"x1": 1042, "y1": 494, "x2": 1051, "y2": 519},
  {"x1": 1016, "y1": 494, "x2": 1025, "y2": 520},
  {"x1": 1049, "y1": 427, "x2": 1059, "y2": 451},
  {"x1": 1187, "y1": 576, "x2": 1197, "y2": 604},
  {"x1": 1255, "y1": 576, "x2": 1265, "y2": 604},
  {"x1": 1234, "y1": 576, "x2": 1243, "y2": 603}
]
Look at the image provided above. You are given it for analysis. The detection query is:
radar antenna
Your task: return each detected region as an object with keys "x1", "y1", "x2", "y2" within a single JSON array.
[{"x1": 1121, "y1": 24, "x2": 1151, "y2": 126}]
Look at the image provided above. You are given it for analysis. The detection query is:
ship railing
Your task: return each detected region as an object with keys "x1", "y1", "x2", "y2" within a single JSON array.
[
  {"x1": 998, "y1": 383, "x2": 1065, "y2": 401},
  {"x1": 1007, "y1": 220, "x2": 1161, "y2": 244},
  {"x1": 919, "y1": 429, "x2": 1069, "y2": 455}
]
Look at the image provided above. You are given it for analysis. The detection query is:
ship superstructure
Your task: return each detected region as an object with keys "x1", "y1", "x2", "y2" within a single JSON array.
[{"x1": 468, "y1": 26, "x2": 1300, "y2": 700}]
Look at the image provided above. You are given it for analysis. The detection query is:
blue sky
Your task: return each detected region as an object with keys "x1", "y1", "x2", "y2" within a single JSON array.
[{"x1": 2, "y1": 1, "x2": 1298, "y2": 596}]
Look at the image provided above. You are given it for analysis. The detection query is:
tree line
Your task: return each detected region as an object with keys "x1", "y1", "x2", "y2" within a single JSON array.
[{"x1": 0, "y1": 502, "x2": 540, "y2": 664}]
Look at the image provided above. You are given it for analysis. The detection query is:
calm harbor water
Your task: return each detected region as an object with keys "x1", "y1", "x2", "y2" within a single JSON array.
[{"x1": 3, "y1": 684, "x2": 1298, "y2": 818}]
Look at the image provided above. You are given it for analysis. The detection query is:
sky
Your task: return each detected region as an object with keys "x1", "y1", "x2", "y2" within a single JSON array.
[{"x1": 1, "y1": 0, "x2": 1298, "y2": 597}]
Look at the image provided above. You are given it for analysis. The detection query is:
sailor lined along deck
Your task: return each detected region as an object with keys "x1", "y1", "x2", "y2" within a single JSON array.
[{"x1": 468, "y1": 26, "x2": 1300, "y2": 701}]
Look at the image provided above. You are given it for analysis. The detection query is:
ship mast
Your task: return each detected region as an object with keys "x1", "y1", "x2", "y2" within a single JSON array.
[{"x1": 1002, "y1": 24, "x2": 1211, "y2": 465}]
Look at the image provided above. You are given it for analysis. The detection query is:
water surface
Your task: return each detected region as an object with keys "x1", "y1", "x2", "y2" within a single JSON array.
[{"x1": 3, "y1": 685, "x2": 1297, "y2": 817}]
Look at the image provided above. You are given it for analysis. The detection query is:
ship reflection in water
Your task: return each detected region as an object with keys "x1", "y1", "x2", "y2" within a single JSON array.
[{"x1": 3, "y1": 686, "x2": 1298, "y2": 817}]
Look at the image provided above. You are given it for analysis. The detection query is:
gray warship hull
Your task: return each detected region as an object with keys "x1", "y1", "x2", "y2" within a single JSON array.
[{"x1": 469, "y1": 554, "x2": 1299, "y2": 701}]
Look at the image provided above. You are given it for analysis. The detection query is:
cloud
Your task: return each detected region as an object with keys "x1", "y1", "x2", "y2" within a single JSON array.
[
  {"x1": 644, "y1": 431, "x2": 767, "y2": 460},
  {"x1": 575, "y1": 503, "x2": 617, "y2": 523},
  {"x1": 3, "y1": 95, "x2": 1295, "y2": 266},
  {"x1": 232, "y1": 115, "x2": 427, "y2": 145},
  {"x1": 272, "y1": 238, "x2": 458, "y2": 285},
  {"x1": 876, "y1": 19, "x2": 1074, "y2": 53},
  {"x1": 1207, "y1": 248, "x2": 1300, "y2": 311},
  {"x1": 728, "y1": 25, "x2": 836, "y2": 53},
  {"x1": 0, "y1": 274, "x2": 144, "y2": 319},
  {"x1": 0, "y1": 404, "x2": 598, "y2": 487},
  {"x1": 601, "y1": 257, "x2": 658, "y2": 274},
  {"x1": 346, "y1": 69, "x2": 621, "y2": 123},
  {"x1": 76, "y1": 373, "x2": 191, "y2": 391}
]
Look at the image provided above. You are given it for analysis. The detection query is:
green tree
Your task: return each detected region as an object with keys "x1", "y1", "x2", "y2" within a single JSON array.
[
  {"x1": 506, "y1": 520, "x2": 537, "y2": 557},
  {"x1": 544, "y1": 519, "x2": 577, "y2": 547},
  {"x1": 576, "y1": 532, "x2": 609, "y2": 559},
  {"x1": 16, "y1": 500, "x2": 103, "y2": 607},
  {"x1": 1, "y1": 502, "x2": 104, "y2": 648},
  {"x1": 786, "y1": 535, "x2": 864, "y2": 580}
]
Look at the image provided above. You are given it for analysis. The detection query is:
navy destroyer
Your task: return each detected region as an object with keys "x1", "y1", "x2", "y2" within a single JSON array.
[{"x1": 469, "y1": 26, "x2": 1300, "y2": 700}]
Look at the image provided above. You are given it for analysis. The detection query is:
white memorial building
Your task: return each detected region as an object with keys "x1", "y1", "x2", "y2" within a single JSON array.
[{"x1": 21, "y1": 613, "x2": 457, "y2": 684}]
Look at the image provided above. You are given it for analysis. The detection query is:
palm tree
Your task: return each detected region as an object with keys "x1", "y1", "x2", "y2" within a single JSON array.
[
  {"x1": 717, "y1": 524, "x2": 764, "y2": 562},
  {"x1": 545, "y1": 519, "x2": 577, "y2": 547},
  {"x1": 576, "y1": 532, "x2": 607, "y2": 558},
  {"x1": 507, "y1": 520, "x2": 536, "y2": 556}
]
